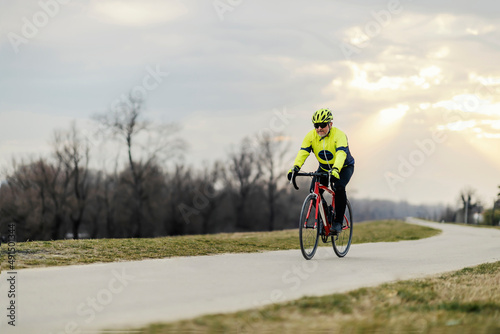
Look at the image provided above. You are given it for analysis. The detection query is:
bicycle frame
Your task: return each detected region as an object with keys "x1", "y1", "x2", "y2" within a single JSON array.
[
  {"x1": 293, "y1": 171, "x2": 350, "y2": 233},
  {"x1": 305, "y1": 181, "x2": 335, "y2": 231}
]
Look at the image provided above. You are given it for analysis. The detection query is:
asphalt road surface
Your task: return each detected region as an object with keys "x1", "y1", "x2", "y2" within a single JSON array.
[{"x1": 1, "y1": 218, "x2": 499, "y2": 333}]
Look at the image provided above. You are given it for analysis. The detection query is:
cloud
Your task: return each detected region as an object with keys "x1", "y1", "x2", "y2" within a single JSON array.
[
  {"x1": 347, "y1": 62, "x2": 443, "y2": 91},
  {"x1": 88, "y1": 0, "x2": 188, "y2": 26},
  {"x1": 407, "y1": 0, "x2": 500, "y2": 18}
]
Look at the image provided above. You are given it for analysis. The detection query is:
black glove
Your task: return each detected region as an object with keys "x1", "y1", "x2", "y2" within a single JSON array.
[{"x1": 287, "y1": 165, "x2": 300, "y2": 181}]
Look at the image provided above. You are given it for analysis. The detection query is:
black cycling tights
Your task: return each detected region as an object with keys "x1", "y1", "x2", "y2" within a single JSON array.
[{"x1": 333, "y1": 185, "x2": 347, "y2": 223}]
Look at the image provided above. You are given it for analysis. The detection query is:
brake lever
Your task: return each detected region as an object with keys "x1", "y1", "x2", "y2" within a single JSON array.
[{"x1": 291, "y1": 171, "x2": 299, "y2": 190}]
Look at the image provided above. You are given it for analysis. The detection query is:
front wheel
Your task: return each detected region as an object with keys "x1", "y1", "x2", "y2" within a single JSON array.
[
  {"x1": 332, "y1": 199, "x2": 353, "y2": 257},
  {"x1": 299, "y1": 193, "x2": 320, "y2": 260}
]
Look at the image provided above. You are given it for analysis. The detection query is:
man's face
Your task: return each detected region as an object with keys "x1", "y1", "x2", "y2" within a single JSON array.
[{"x1": 314, "y1": 122, "x2": 331, "y2": 137}]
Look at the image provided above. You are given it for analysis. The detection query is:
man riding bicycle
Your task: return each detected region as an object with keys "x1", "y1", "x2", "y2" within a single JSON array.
[{"x1": 288, "y1": 108, "x2": 355, "y2": 234}]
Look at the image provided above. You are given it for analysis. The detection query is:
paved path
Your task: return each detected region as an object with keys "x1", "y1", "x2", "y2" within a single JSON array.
[{"x1": 1, "y1": 219, "x2": 499, "y2": 333}]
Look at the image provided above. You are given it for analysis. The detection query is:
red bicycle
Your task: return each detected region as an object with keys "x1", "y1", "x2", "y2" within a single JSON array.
[{"x1": 291, "y1": 171, "x2": 353, "y2": 260}]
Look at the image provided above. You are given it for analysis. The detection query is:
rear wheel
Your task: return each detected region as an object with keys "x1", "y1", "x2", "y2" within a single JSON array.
[
  {"x1": 332, "y1": 199, "x2": 353, "y2": 257},
  {"x1": 299, "y1": 194, "x2": 320, "y2": 260}
]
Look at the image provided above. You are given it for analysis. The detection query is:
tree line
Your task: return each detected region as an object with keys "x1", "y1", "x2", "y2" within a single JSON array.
[
  {"x1": 2, "y1": 95, "x2": 484, "y2": 242},
  {"x1": 0, "y1": 95, "x2": 308, "y2": 241},
  {"x1": 439, "y1": 186, "x2": 500, "y2": 225}
]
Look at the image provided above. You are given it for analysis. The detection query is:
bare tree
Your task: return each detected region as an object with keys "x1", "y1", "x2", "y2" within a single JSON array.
[
  {"x1": 53, "y1": 122, "x2": 91, "y2": 239},
  {"x1": 195, "y1": 161, "x2": 224, "y2": 234},
  {"x1": 458, "y1": 187, "x2": 479, "y2": 224},
  {"x1": 86, "y1": 171, "x2": 103, "y2": 238},
  {"x1": 226, "y1": 137, "x2": 262, "y2": 230},
  {"x1": 37, "y1": 158, "x2": 71, "y2": 239},
  {"x1": 93, "y1": 93, "x2": 183, "y2": 237},
  {"x1": 165, "y1": 165, "x2": 193, "y2": 236},
  {"x1": 95, "y1": 96, "x2": 148, "y2": 233},
  {"x1": 90, "y1": 150, "x2": 122, "y2": 238},
  {"x1": 1, "y1": 158, "x2": 70, "y2": 240},
  {"x1": 1, "y1": 159, "x2": 45, "y2": 240},
  {"x1": 256, "y1": 133, "x2": 290, "y2": 231},
  {"x1": 101, "y1": 167, "x2": 119, "y2": 238}
]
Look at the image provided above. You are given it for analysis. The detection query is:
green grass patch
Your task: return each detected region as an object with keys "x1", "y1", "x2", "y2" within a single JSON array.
[
  {"x1": 0, "y1": 220, "x2": 439, "y2": 271},
  {"x1": 352, "y1": 219, "x2": 439, "y2": 243},
  {"x1": 134, "y1": 262, "x2": 500, "y2": 333}
]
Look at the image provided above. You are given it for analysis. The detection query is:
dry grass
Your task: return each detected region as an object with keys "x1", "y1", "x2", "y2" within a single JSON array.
[
  {"x1": 0, "y1": 220, "x2": 439, "y2": 272},
  {"x1": 135, "y1": 262, "x2": 500, "y2": 333}
]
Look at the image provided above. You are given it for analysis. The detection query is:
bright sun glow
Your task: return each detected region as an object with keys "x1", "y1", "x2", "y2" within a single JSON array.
[
  {"x1": 378, "y1": 105, "x2": 409, "y2": 125},
  {"x1": 349, "y1": 63, "x2": 406, "y2": 90},
  {"x1": 438, "y1": 120, "x2": 477, "y2": 132},
  {"x1": 433, "y1": 95, "x2": 500, "y2": 117}
]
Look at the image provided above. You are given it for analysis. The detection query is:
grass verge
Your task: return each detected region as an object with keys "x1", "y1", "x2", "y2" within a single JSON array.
[
  {"x1": 0, "y1": 220, "x2": 438, "y2": 271},
  {"x1": 134, "y1": 261, "x2": 500, "y2": 333}
]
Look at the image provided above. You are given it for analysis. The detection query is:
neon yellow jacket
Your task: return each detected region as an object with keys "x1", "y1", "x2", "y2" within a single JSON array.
[{"x1": 293, "y1": 128, "x2": 355, "y2": 172}]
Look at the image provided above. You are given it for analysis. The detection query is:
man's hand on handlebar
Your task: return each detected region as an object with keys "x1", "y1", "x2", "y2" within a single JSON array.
[
  {"x1": 287, "y1": 165, "x2": 300, "y2": 181},
  {"x1": 330, "y1": 167, "x2": 339, "y2": 180}
]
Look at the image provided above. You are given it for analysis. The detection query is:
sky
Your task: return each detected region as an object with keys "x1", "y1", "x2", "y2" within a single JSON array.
[{"x1": 1, "y1": 0, "x2": 499, "y2": 207}]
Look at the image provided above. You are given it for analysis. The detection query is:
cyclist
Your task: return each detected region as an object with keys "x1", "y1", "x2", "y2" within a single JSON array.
[{"x1": 288, "y1": 108, "x2": 355, "y2": 234}]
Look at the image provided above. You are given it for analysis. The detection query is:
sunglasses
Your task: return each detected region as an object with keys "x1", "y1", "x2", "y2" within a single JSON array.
[{"x1": 314, "y1": 122, "x2": 329, "y2": 129}]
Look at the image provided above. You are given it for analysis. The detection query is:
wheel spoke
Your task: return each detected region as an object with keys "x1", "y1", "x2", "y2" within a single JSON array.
[
  {"x1": 299, "y1": 194, "x2": 320, "y2": 260},
  {"x1": 332, "y1": 199, "x2": 353, "y2": 257}
]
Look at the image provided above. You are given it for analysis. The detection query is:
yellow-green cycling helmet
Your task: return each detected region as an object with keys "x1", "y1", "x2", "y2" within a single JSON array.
[{"x1": 312, "y1": 108, "x2": 333, "y2": 123}]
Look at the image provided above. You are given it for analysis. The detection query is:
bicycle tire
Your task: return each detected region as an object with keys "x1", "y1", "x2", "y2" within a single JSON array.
[
  {"x1": 332, "y1": 199, "x2": 353, "y2": 257},
  {"x1": 299, "y1": 193, "x2": 320, "y2": 260}
]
